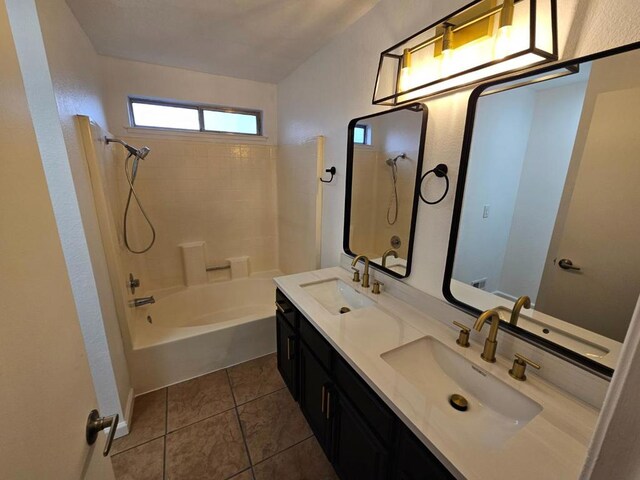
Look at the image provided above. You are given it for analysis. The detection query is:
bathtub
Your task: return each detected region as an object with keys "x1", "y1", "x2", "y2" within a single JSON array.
[{"x1": 129, "y1": 271, "x2": 280, "y2": 393}]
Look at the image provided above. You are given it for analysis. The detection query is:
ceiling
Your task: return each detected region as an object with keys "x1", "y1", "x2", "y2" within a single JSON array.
[{"x1": 65, "y1": 0, "x2": 381, "y2": 83}]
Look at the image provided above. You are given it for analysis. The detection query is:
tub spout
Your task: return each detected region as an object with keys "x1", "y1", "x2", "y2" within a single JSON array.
[{"x1": 130, "y1": 296, "x2": 155, "y2": 308}]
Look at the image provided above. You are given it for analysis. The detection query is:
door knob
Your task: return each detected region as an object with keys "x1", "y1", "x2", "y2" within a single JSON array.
[
  {"x1": 86, "y1": 409, "x2": 119, "y2": 456},
  {"x1": 558, "y1": 258, "x2": 581, "y2": 271}
]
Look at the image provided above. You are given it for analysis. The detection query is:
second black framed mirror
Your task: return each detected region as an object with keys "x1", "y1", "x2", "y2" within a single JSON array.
[{"x1": 444, "y1": 42, "x2": 640, "y2": 378}]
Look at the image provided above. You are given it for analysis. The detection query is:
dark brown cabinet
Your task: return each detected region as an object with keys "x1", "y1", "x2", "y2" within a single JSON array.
[
  {"x1": 275, "y1": 288, "x2": 454, "y2": 480},
  {"x1": 331, "y1": 391, "x2": 390, "y2": 480},
  {"x1": 276, "y1": 312, "x2": 298, "y2": 400},
  {"x1": 299, "y1": 341, "x2": 333, "y2": 456}
]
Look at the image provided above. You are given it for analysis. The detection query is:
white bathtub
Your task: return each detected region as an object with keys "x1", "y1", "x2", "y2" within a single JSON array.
[{"x1": 129, "y1": 271, "x2": 279, "y2": 393}]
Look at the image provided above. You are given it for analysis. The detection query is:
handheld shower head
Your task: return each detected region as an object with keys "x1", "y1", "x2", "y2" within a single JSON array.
[
  {"x1": 105, "y1": 137, "x2": 151, "y2": 159},
  {"x1": 386, "y1": 153, "x2": 406, "y2": 166},
  {"x1": 137, "y1": 146, "x2": 151, "y2": 160}
]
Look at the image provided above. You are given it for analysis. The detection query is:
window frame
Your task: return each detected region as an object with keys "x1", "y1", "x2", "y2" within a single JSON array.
[
  {"x1": 128, "y1": 97, "x2": 263, "y2": 136},
  {"x1": 353, "y1": 124, "x2": 369, "y2": 145}
]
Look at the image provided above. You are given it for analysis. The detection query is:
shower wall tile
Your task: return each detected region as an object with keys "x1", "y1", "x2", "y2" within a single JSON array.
[{"x1": 117, "y1": 135, "x2": 279, "y2": 290}]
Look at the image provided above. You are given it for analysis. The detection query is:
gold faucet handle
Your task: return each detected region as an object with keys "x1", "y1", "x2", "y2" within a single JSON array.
[
  {"x1": 509, "y1": 353, "x2": 541, "y2": 381},
  {"x1": 372, "y1": 280, "x2": 384, "y2": 295},
  {"x1": 453, "y1": 321, "x2": 470, "y2": 348},
  {"x1": 351, "y1": 267, "x2": 360, "y2": 283}
]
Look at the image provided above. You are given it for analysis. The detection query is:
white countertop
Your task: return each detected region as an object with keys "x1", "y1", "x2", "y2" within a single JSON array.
[{"x1": 275, "y1": 267, "x2": 599, "y2": 480}]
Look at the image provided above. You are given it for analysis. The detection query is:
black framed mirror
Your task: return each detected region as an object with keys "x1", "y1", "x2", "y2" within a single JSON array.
[
  {"x1": 444, "y1": 42, "x2": 640, "y2": 378},
  {"x1": 344, "y1": 104, "x2": 428, "y2": 278}
]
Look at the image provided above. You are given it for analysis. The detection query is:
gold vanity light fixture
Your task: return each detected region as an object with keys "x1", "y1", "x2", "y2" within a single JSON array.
[{"x1": 373, "y1": 0, "x2": 558, "y2": 105}]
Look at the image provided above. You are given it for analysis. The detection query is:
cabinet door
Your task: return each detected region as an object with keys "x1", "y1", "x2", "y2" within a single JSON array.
[
  {"x1": 299, "y1": 341, "x2": 332, "y2": 455},
  {"x1": 332, "y1": 391, "x2": 390, "y2": 480},
  {"x1": 394, "y1": 425, "x2": 455, "y2": 480},
  {"x1": 276, "y1": 313, "x2": 298, "y2": 400}
]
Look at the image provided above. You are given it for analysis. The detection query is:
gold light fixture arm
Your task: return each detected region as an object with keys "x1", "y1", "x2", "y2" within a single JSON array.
[{"x1": 407, "y1": 2, "x2": 508, "y2": 55}]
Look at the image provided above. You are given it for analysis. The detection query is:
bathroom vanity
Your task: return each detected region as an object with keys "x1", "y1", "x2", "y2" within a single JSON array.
[{"x1": 274, "y1": 267, "x2": 599, "y2": 480}]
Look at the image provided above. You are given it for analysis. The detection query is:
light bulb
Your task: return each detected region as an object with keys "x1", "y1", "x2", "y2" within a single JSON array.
[
  {"x1": 441, "y1": 48, "x2": 455, "y2": 77},
  {"x1": 494, "y1": 24, "x2": 512, "y2": 59},
  {"x1": 400, "y1": 66, "x2": 412, "y2": 91},
  {"x1": 399, "y1": 48, "x2": 412, "y2": 91}
]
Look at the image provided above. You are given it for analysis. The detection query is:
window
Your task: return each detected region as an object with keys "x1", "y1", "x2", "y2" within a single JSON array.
[
  {"x1": 129, "y1": 98, "x2": 262, "y2": 136},
  {"x1": 353, "y1": 124, "x2": 369, "y2": 145}
]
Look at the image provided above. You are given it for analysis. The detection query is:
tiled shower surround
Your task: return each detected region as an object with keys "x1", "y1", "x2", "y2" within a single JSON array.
[{"x1": 119, "y1": 135, "x2": 279, "y2": 290}]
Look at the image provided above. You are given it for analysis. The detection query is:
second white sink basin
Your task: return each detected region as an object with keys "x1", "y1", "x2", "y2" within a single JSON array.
[
  {"x1": 381, "y1": 336, "x2": 542, "y2": 445},
  {"x1": 301, "y1": 278, "x2": 374, "y2": 315}
]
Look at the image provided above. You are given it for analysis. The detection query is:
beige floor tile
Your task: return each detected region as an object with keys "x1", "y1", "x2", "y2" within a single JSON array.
[
  {"x1": 228, "y1": 353, "x2": 285, "y2": 405},
  {"x1": 253, "y1": 437, "x2": 336, "y2": 480},
  {"x1": 167, "y1": 369, "x2": 234, "y2": 431},
  {"x1": 238, "y1": 388, "x2": 312, "y2": 464},
  {"x1": 165, "y1": 409, "x2": 249, "y2": 480},
  {"x1": 111, "y1": 389, "x2": 166, "y2": 455},
  {"x1": 111, "y1": 437, "x2": 164, "y2": 480}
]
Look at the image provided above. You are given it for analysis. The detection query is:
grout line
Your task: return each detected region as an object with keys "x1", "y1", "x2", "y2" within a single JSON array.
[
  {"x1": 110, "y1": 434, "x2": 165, "y2": 457},
  {"x1": 235, "y1": 386, "x2": 288, "y2": 408},
  {"x1": 163, "y1": 388, "x2": 168, "y2": 480},
  {"x1": 251, "y1": 433, "x2": 315, "y2": 468},
  {"x1": 166, "y1": 405, "x2": 238, "y2": 435},
  {"x1": 228, "y1": 369, "x2": 256, "y2": 468},
  {"x1": 226, "y1": 368, "x2": 239, "y2": 407}
]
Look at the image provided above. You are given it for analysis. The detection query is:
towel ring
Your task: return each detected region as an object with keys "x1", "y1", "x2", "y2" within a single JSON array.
[{"x1": 419, "y1": 164, "x2": 449, "y2": 205}]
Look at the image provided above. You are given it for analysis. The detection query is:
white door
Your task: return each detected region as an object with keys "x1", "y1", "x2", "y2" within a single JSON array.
[
  {"x1": 536, "y1": 87, "x2": 640, "y2": 342},
  {"x1": 0, "y1": 4, "x2": 114, "y2": 478}
]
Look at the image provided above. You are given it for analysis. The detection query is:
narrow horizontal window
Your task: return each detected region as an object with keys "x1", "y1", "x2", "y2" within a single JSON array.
[
  {"x1": 129, "y1": 98, "x2": 263, "y2": 136},
  {"x1": 130, "y1": 101, "x2": 200, "y2": 130},
  {"x1": 353, "y1": 124, "x2": 369, "y2": 145},
  {"x1": 203, "y1": 110, "x2": 259, "y2": 135}
]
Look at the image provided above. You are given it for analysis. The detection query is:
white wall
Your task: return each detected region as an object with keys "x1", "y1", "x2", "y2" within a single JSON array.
[
  {"x1": 277, "y1": 0, "x2": 640, "y2": 298},
  {"x1": 12, "y1": 0, "x2": 132, "y2": 432},
  {"x1": 452, "y1": 88, "x2": 535, "y2": 293},
  {"x1": 101, "y1": 56, "x2": 278, "y2": 143},
  {"x1": 498, "y1": 81, "x2": 588, "y2": 301}
]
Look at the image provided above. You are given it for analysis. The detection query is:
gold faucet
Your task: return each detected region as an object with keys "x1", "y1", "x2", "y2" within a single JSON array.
[
  {"x1": 510, "y1": 295, "x2": 531, "y2": 326},
  {"x1": 381, "y1": 248, "x2": 398, "y2": 267},
  {"x1": 351, "y1": 254, "x2": 370, "y2": 288},
  {"x1": 474, "y1": 309, "x2": 501, "y2": 363}
]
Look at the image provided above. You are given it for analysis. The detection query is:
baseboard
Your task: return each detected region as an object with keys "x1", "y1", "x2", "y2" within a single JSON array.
[{"x1": 113, "y1": 388, "x2": 135, "y2": 439}]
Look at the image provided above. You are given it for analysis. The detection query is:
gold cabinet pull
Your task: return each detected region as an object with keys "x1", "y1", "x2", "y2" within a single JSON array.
[
  {"x1": 326, "y1": 391, "x2": 331, "y2": 419},
  {"x1": 275, "y1": 301, "x2": 286, "y2": 314},
  {"x1": 286, "y1": 336, "x2": 294, "y2": 360},
  {"x1": 321, "y1": 385, "x2": 326, "y2": 413}
]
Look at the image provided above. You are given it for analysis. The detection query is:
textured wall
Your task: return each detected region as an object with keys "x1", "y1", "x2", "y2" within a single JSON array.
[
  {"x1": 277, "y1": 138, "x2": 322, "y2": 274},
  {"x1": 277, "y1": 0, "x2": 640, "y2": 297},
  {"x1": 101, "y1": 56, "x2": 278, "y2": 142}
]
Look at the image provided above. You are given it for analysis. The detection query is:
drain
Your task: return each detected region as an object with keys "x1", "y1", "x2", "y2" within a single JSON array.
[
  {"x1": 339, "y1": 307, "x2": 351, "y2": 314},
  {"x1": 449, "y1": 394, "x2": 469, "y2": 412},
  {"x1": 147, "y1": 315, "x2": 153, "y2": 324}
]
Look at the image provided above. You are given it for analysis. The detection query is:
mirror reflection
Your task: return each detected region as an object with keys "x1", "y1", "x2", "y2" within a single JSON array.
[
  {"x1": 346, "y1": 105, "x2": 426, "y2": 278},
  {"x1": 449, "y1": 48, "x2": 640, "y2": 369}
]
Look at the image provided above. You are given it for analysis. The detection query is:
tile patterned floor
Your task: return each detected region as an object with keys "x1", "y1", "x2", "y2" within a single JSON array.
[{"x1": 111, "y1": 353, "x2": 337, "y2": 480}]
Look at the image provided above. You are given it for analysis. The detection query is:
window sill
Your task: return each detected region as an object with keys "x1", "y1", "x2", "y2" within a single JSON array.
[{"x1": 123, "y1": 126, "x2": 270, "y2": 144}]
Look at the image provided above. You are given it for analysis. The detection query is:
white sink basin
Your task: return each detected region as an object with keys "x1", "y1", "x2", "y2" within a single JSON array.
[
  {"x1": 381, "y1": 336, "x2": 542, "y2": 444},
  {"x1": 301, "y1": 278, "x2": 374, "y2": 315},
  {"x1": 495, "y1": 307, "x2": 610, "y2": 360}
]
